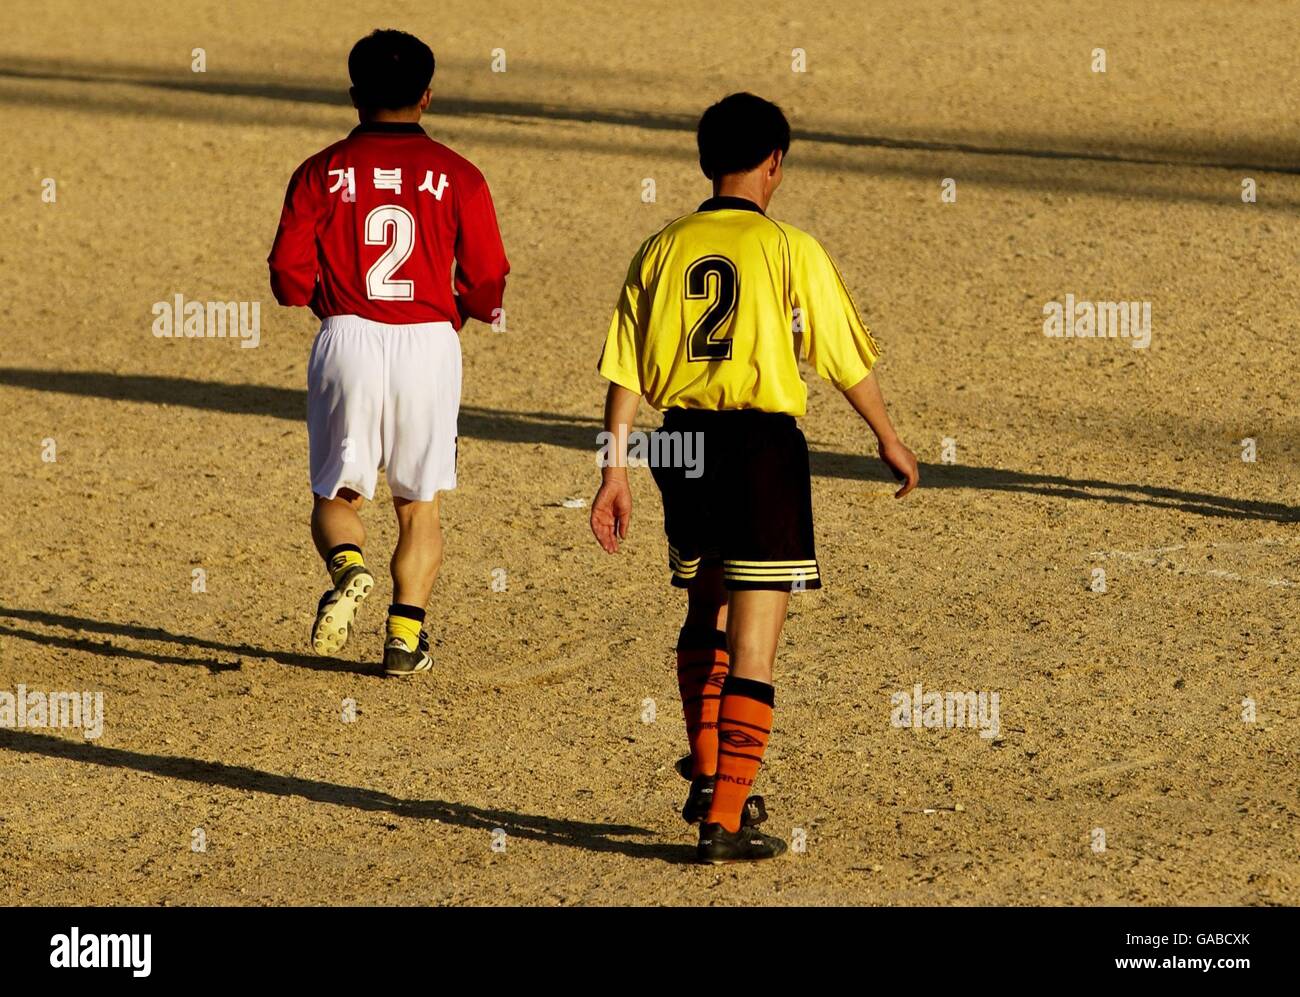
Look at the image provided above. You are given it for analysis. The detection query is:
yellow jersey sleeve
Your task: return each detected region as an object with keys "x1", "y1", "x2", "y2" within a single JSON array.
[
  {"x1": 783, "y1": 225, "x2": 881, "y2": 391},
  {"x1": 597, "y1": 240, "x2": 649, "y2": 393}
]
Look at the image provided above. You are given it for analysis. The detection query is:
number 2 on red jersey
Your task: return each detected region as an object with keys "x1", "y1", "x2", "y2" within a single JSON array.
[{"x1": 365, "y1": 205, "x2": 416, "y2": 301}]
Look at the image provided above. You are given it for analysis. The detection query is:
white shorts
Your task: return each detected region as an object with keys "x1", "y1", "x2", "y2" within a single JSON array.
[{"x1": 307, "y1": 315, "x2": 461, "y2": 502}]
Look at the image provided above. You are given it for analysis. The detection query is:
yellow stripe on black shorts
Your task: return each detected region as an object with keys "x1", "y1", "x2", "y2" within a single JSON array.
[{"x1": 669, "y1": 545, "x2": 704, "y2": 581}]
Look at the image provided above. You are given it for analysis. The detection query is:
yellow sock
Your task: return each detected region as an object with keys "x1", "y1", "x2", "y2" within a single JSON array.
[
  {"x1": 326, "y1": 545, "x2": 365, "y2": 586},
  {"x1": 386, "y1": 608, "x2": 424, "y2": 651}
]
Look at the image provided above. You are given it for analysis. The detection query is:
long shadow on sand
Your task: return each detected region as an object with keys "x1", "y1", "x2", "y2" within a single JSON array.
[
  {"x1": 1, "y1": 59, "x2": 1296, "y2": 176},
  {"x1": 0, "y1": 729, "x2": 688, "y2": 862},
  {"x1": 0, "y1": 606, "x2": 372, "y2": 677},
  {"x1": 2, "y1": 367, "x2": 1296, "y2": 524}
]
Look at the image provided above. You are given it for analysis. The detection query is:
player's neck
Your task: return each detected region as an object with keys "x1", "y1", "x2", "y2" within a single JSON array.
[
  {"x1": 712, "y1": 177, "x2": 771, "y2": 212},
  {"x1": 358, "y1": 108, "x2": 423, "y2": 125}
]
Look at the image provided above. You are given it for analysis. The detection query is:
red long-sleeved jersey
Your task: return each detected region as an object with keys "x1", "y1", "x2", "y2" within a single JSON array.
[{"x1": 268, "y1": 121, "x2": 508, "y2": 328}]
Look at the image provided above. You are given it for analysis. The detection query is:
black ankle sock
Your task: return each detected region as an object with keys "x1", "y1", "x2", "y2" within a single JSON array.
[{"x1": 388, "y1": 603, "x2": 426, "y2": 623}]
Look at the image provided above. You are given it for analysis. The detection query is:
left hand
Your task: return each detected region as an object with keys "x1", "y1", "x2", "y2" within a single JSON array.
[{"x1": 879, "y1": 437, "x2": 920, "y2": 499}]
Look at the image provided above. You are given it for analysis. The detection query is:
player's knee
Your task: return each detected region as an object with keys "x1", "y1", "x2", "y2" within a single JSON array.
[
  {"x1": 316, "y1": 489, "x2": 364, "y2": 511},
  {"x1": 726, "y1": 617, "x2": 780, "y2": 671},
  {"x1": 394, "y1": 496, "x2": 440, "y2": 529},
  {"x1": 336, "y1": 488, "x2": 365, "y2": 510},
  {"x1": 686, "y1": 565, "x2": 725, "y2": 600},
  {"x1": 685, "y1": 593, "x2": 725, "y2": 620}
]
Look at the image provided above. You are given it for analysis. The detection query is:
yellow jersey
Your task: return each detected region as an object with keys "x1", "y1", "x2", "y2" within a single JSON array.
[{"x1": 597, "y1": 196, "x2": 880, "y2": 415}]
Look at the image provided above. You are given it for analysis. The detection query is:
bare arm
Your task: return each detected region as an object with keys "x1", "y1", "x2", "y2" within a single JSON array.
[
  {"x1": 842, "y1": 371, "x2": 919, "y2": 498},
  {"x1": 590, "y1": 382, "x2": 642, "y2": 552}
]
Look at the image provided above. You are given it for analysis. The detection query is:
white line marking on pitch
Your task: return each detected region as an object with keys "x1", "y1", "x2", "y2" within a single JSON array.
[{"x1": 1090, "y1": 538, "x2": 1297, "y2": 588}]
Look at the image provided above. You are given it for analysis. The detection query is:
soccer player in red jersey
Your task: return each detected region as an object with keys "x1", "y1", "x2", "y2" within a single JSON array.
[{"x1": 269, "y1": 30, "x2": 509, "y2": 675}]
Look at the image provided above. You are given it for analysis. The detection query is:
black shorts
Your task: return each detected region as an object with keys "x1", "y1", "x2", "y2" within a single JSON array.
[{"x1": 649, "y1": 408, "x2": 821, "y2": 592}]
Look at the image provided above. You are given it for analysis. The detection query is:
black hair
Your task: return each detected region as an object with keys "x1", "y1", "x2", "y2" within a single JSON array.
[
  {"x1": 348, "y1": 29, "x2": 435, "y2": 110},
  {"x1": 696, "y1": 92, "x2": 791, "y2": 180}
]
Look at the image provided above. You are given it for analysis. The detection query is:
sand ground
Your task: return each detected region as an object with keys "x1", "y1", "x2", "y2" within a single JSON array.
[{"x1": 0, "y1": 0, "x2": 1297, "y2": 905}]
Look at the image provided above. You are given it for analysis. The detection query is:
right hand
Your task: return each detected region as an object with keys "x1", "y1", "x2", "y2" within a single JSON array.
[
  {"x1": 590, "y1": 474, "x2": 632, "y2": 552},
  {"x1": 879, "y1": 437, "x2": 919, "y2": 499}
]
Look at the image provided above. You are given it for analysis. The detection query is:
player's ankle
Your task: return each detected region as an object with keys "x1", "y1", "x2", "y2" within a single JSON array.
[{"x1": 385, "y1": 604, "x2": 425, "y2": 650}]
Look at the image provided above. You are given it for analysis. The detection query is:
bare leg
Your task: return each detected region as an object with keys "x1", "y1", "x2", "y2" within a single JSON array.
[
  {"x1": 725, "y1": 589, "x2": 789, "y2": 684},
  {"x1": 678, "y1": 565, "x2": 730, "y2": 780},
  {"x1": 308, "y1": 488, "x2": 373, "y2": 656},
  {"x1": 685, "y1": 564, "x2": 728, "y2": 631},
  {"x1": 312, "y1": 489, "x2": 365, "y2": 561},
  {"x1": 391, "y1": 495, "x2": 443, "y2": 608}
]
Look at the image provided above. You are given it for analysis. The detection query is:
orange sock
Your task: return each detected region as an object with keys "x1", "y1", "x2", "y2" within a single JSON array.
[
  {"x1": 707, "y1": 676, "x2": 774, "y2": 832},
  {"x1": 675, "y1": 626, "x2": 730, "y2": 778}
]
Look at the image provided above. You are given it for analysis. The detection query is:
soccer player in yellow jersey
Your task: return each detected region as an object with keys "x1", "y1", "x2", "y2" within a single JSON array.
[{"x1": 590, "y1": 93, "x2": 919, "y2": 863}]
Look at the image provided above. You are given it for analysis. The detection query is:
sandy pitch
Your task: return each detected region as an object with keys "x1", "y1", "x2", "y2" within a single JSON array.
[{"x1": 0, "y1": 1, "x2": 1296, "y2": 905}]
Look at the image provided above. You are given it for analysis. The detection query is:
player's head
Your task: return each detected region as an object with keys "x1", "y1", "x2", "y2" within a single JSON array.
[
  {"x1": 697, "y1": 92, "x2": 790, "y2": 196},
  {"x1": 348, "y1": 29, "x2": 436, "y2": 118}
]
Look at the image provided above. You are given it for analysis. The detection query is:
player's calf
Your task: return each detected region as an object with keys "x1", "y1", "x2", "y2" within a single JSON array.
[
  {"x1": 308, "y1": 491, "x2": 376, "y2": 655},
  {"x1": 311, "y1": 489, "x2": 366, "y2": 560},
  {"x1": 694, "y1": 670, "x2": 787, "y2": 862},
  {"x1": 382, "y1": 496, "x2": 442, "y2": 676}
]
